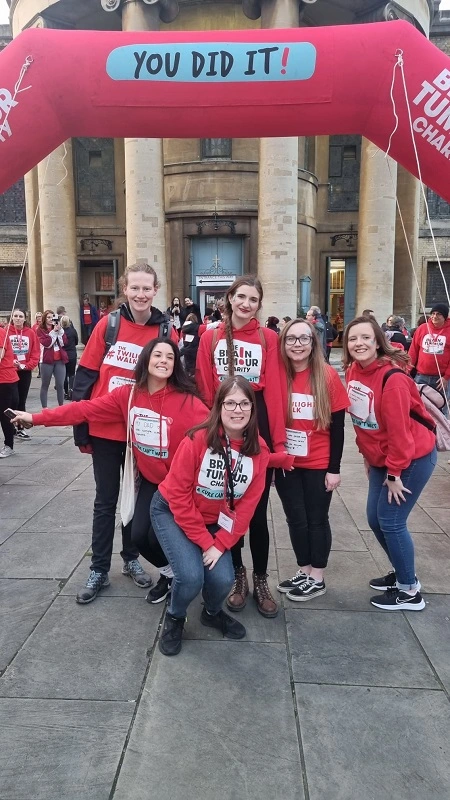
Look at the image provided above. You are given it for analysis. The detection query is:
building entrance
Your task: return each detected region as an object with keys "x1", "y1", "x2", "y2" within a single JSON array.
[
  {"x1": 190, "y1": 237, "x2": 243, "y2": 318},
  {"x1": 327, "y1": 256, "x2": 357, "y2": 342},
  {"x1": 78, "y1": 258, "x2": 119, "y2": 311}
]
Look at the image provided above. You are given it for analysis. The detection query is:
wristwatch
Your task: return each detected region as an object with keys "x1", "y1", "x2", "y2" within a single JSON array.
[{"x1": 387, "y1": 474, "x2": 400, "y2": 482}]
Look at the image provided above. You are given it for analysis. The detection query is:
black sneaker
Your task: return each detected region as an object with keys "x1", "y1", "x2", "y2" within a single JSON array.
[
  {"x1": 277, "y1": 570, "x2": 309, "y2": 594},
  {"x1": 76, "y1": 570, "x2": 110, "y2": 604},
  {"x1": 370, "y1": 571, "x2": 421, "y2": 592},
  {"x1": 15, "y1": 429, "x2": 31, "y2": 440},
  {"x1": 146, "y1": 575, "x2": 172, "y2": 604},
  {"x1": 200, "y1": 608, "x2": 246, "y2": 639},
  {"x1": 286, "y1": 577, "x2": 326, "y2": 602},
  {"x1": 370, "y1": 587, "x2": 425, "y2": 611},
  {"x1": 159, "y1": 613, "x2": 186, "y2": 656}
]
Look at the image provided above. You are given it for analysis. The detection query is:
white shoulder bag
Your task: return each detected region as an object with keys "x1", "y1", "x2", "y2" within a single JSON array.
[{"x1": 120, "y1": 387, "x2": 139, "y2": 525}]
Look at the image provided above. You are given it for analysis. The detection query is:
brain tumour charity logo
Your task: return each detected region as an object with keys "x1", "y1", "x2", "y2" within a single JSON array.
[{"x1": 0, "y1": 88, "x2": 18, "y2": 143}]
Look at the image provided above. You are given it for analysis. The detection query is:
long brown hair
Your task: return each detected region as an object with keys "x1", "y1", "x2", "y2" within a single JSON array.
[
  {"x1": 342, "y1": 316, "x2": 410, "y2": 370},
  {"x1": 189, "y1": 375, "x2": 260, "y2": 456},
  {"x1": 223, "y1": 276, "x2": 263, "y2": 377},
  {"x1": 279, "y1": 318, "x2": 331, "y2": 429},
  {"x1": 40, "y1": 310, "x2": 54, "y2": 330}
]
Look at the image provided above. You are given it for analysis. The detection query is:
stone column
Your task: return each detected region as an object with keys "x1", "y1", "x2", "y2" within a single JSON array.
[
  {"x1": 37, "y1": 141, "x2": 79, "y2": 327},
  {"x1": 24, "y1": 167, "x2": 43, "y2": 318},
  {"x1": 394, "y1": 166, "x2": 420, "y2": 328},
  {"x1": 257, "y1": 0, "x2": 299, "y2": 319},
  {"x1": 356, "y1": 139, "x2": 397, "y2": 324},
  {"x1": 122, "y1": 1, "x2": 168, "y2": 309}
]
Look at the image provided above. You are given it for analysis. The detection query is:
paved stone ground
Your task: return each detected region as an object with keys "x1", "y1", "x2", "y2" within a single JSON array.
[{"x1": 1, "y1": 370, "x2": 450, "y2": 800}]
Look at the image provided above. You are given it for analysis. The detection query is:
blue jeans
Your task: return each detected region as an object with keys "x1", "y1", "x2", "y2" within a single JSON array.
[
  {"x1": 366, "y1": 449, "x2": 437, "y2": 590},
  {"x1": 150, "y1": 491, "x2": 234, "y2": 618}
]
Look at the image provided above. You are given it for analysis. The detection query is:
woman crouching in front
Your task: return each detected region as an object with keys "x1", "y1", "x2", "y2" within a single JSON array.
[
  {"x1": 344, "y1": 316, "x2": 437, "y2": 611},
  {"x1": 150, "y1": 375, "x2": 270, "y2": 656}
]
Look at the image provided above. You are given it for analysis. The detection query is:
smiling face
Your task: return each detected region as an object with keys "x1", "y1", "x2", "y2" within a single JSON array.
[
  {"x1": 12, "y1": 310, "x2": 25, "y2": 329},
  {"x1": 220, "y1": 385, "x2": 253, "y2": 439},
  {"x1": 147, "y1": 342, "x2": 175, "y2": 383},
  {"x1": 283, "y1": 321, "x2": 313, "y2": 371},
  {"x1": 228, "y1": 284, "x2": 261, "y2": 326},
  {"x1": 346, "y1": 321, "x2": 378, "y2": 367},
  {"x1": 430, "y1": 311, "x2": 445, "y2": 329},
  {"x1": 44, "y1": 312, "x2": 54, "y2": 328},
  {"x1": 123, "y1": 271, "x2": 157, "y2": 317}
]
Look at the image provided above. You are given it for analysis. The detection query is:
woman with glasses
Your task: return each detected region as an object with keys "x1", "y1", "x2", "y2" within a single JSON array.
[
  {"x1": 196, "y1": 276, "x2": 289, "y2": 618},
  {"x1": 150, "y1": 376, "x2": 270, "y2": 656},
  {"x1": 275, "y1": 319, "x2": 349, "y2": 601}
]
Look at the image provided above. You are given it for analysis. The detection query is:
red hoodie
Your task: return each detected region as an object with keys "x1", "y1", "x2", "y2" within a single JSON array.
[
  {"x1": 77, "y1": 312, "x2": 179, "y2": 441},
  {"x1": 159, "y1": 428, "x2": 270, "y2": 553},
  {"x1": 0, "y1": 327, "x2": 19, "y2": 384},
  {"x1": 280, "y1": 364, "x2": 349, "y2": 469},
  {"x1": 346, "y1": 359, "x2": 436, "y2": 474},
  {"x1": 195, "y1": 318, "x2": 286, "y2": 453},
  {"x1": 409, "y1": 319, "x2": 450, "y2": 380},
  {"x1": 9, "y1": 325, "x2": 40, "y2": 371},
  {"x1": 32, "y1": 384, "x2": 208, "y2": 484}
]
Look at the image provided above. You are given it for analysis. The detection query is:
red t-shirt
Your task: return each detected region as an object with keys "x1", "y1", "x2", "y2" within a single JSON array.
[
  {"x1": 82, "y1": 307, "x2": 92, "y2": 325},
  {"x1": 281, "y1": 365, "x2": 349, "y2": 469}
]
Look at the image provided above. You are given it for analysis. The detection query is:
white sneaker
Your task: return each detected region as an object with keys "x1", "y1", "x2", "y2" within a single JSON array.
[{"x1": 0, "y1": 446, "x2": 15, "y2": 458}]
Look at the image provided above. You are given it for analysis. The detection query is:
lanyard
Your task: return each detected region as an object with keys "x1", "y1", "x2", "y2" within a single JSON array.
[{"x1": 221, "y1": 435, "x2": 244, "y2": 512}]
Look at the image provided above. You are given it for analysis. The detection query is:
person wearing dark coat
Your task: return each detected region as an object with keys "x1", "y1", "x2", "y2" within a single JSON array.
[{"x1": 61, "y1": 315, "x2": 79, "y2": 399}]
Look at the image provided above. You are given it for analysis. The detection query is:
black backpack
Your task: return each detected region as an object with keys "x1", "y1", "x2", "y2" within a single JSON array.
[{"x1": 103, "y1": 309, "x2": 173, "y2": 358}]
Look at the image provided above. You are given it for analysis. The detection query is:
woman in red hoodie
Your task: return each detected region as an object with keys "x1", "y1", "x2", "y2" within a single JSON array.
[
  {"x1": 9, "y1": 309, "x2": 40, "y2": 439},
  {"x1": 344, "y1": 316, "x2": 437, "y2": 611},
  {"x1": 150, "y1": 375, "x2": 270, "y2": 656},
  {"x1": 36, "y1": 310, "x2": 68, "y2": 408},
  {"x1": 196, "y1": 276, "x2": 288, "y2": 618},
  {"x1": 9, "y1": 337, "x2": 208, "y2": 604},
  {"x1": 0, "y1": 325, "x2": 19, "y2": 458}
]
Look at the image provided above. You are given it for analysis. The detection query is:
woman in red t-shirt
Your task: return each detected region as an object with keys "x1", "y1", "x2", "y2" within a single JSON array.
[
  {"x1": 0, "y1": 325, "x2": 19, "y2": 458},
  {"x1": 275, "y1": 318, "x2": 349, "y2": 601}
]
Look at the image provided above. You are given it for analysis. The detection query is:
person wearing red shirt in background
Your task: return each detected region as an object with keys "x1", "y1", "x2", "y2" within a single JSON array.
[
  {"x1": 196, "y1": 276, "x2": 289, "y2": 618},
  {"x1": 409, "y1": 303, "x2": 450, "y2": 411},
  {"x1": 344, "y1": 316, "x2": 437, "y2": 611},
  {"x1": 9, "y1": 309, "x2": 40, "y2": 439},
  {"x1": 0, "y1": 325, "x2": 19, "y2": 458},
  {"x1": 80, "y1": 294, "x2": 99, "y2": 345},
  {"x1": 275, "y1": 318, "x2": 349, "y2": 601},
  {"x1": 71, "y1": 263, "x2": 179, "y2": 604},
  {"x1": 98, "y1": 300, "x2": 109, "y2": 320},
  {"x1": 10, "y1": 337, "x2": 209, "y2": 606},
  {"x1": 32, "y1": 312, "x2": 43, "y2": 331},
  {"x1": 150, "y1": 376, "x2": 270, "y2": 656},
  {"x1": 36, "y1": 311, "x2": 68, "y2": 408}
]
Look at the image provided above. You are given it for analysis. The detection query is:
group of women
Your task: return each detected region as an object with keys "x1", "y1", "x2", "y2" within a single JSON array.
[{"x1": 6, "y1": 270, "x2": 438, "y2": 656}]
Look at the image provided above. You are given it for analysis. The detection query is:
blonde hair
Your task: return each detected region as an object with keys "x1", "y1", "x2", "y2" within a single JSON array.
[
  {"x1": 60, "y1": 315, "x2": 70, "y2": 329},
  {"x1": 279, "y1": 318, "x2": 331, "y2": 430},
  {"x1": 118, "y1": 262, "x2": 160, "y2": 294}
]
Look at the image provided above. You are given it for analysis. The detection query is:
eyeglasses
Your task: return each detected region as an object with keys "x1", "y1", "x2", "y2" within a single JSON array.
[
  {"x1": 285, "y1": 334, "x2": 313, "y2": 346},
  {"x1": 222, "y1": 400, "x2": 253, "y2": 412}
]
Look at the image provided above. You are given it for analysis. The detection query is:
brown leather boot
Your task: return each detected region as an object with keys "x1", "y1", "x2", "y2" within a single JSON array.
[
  {"x1": 252, "y1": 572, "x2": 278, "y2": 618},
  {"x1": 226, "y1": 566, "x2": 249, "y2": 611}
]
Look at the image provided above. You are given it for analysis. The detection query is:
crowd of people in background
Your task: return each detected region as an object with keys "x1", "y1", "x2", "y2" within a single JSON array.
[{"x1": 1, "y1": 270, "x2": 449, "y2": 656}]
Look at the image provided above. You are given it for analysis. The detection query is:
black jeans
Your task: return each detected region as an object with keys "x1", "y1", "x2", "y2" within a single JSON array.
[
  {"x1": 17, "y1": 369, "x2": 32, "y2": 412},
  {"x1": 90, "y1": 436, "x2": 139, "y2": 574},
  {"x1": 275, "y1": 468, "x2": 332, "y2": 569},
  {"x1": 130, "y1": 477, "x2": 168, "y2": 569},
  {"x1": 64, "y1": 359, "x2": 77, "y2": 394},
  {"x1": 231, "y1": 391, "x2": 273, "y2": 575},
  {"x1": 0, "y1": 382, "x2": 19, "y2": 449}
]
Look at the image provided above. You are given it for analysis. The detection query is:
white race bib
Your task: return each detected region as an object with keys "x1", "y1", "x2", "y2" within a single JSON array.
[
  {"x1": 286, "y1": 428, "x2": 309, "y2": 457},
  {"x1": 347, "y1": 384, "x2": 374, "y2": 422}
]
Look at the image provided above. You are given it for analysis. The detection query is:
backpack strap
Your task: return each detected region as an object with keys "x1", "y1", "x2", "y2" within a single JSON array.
[
  {"x1": 103, "y1": 309, "x2": 121, "y2": 358},
  {"x1": 382, "y1": 368, "x2": 436, "y2": 433}
]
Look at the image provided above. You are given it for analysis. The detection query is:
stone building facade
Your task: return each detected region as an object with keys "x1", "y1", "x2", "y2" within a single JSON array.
[{"x1": 1, "y1": 0, "x2": 446, "y2": 330}]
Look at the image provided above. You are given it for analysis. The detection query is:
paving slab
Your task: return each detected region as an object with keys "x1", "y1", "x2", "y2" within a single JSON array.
[
  {"x1": 0, "y1": 579, "x2": 59, "y2": 673},
  {"x1": 0, "y1": 697, "x2": 134, "y2": 800},
  {"x1": 406, "y1": 594, "x2": 450, "y2": 693},
  {"x1": 0, "y1": 483, "x2": 60, "y2": 517},
  {"x1": 286, "y1": 608, "x2": 439, "y2": 688},
  {"x1": 19, "y1": 489, "x2": 95, "y2": 533},
  {"x1": 60, "y1": 554, "x2": 159, "y2": 598},
  {"x1": 182, "y1": 570, "x2": 286, "y2": 644},
  {"x1": 0, "y1": 532, "x2": 91, "y2": 578},
  {"x1": 295, "y1": 684, "x2": 450, "y2": 800},
  {"x1": 270, "y1": 491, "x2": 366, "y2": 552},
  {"x1": 336, "y1": 488, "x2": 443, "y2": 533},
  {"x1": 5, "y1": 461, "x2": 90, "y2": 488},
  {"x1": 417, "y1": 474, "x2": 450, "y2": 507},
  {"x1": 278, "y1": 549, "x2": 380, "y2": 612},
  {"x1": 411, "y1": 533, "x2": 450, "y2": 593},
  {"x1": 0, "y1": 518, "x2": 28, "y2": 544},
  {"x1": 114, "y1": 642, "x2": 304, "y2": 800},
  {"x1": 0, "y1": 465, "x2": 28, "y2": 485},
  {"x1": 0, "y1": 595, "x2": 161, "y2": 701},
  {"x1": 421, "y1": 506, "x2": 450, "y2": 534}
]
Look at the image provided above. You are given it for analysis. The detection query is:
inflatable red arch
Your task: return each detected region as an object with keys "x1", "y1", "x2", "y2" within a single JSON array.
[{"x1": 1, "y1": 20, "x2": 450, "y2": 201}]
